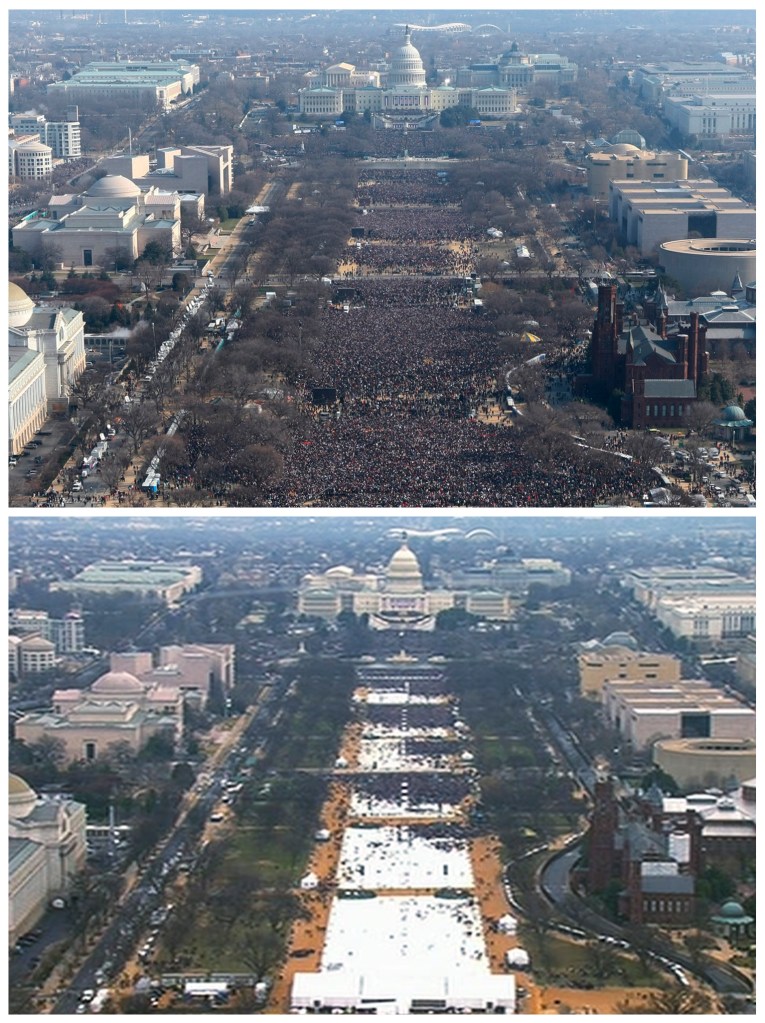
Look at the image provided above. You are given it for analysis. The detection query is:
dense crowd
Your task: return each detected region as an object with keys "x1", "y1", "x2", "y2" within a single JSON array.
[
  {"x1": 357, "y1": 170, "x2": 454, "y2": 206},
  {"x1": 353, "y1": 207, "x2": 481, "y2": 243},
  {"x1": 354, "y1": 773, "x2": 472, "y2": 806},
  {"x1": 366, "y1": 704, "x2": 455, "y2": 729},
  {"x1": 348, "y1": 240, "x2": 473, "y2": 276},
  {"x1": 302, "y1": 287, "x2": 498, "y2": 402},
  {"x1": 339, "y1": 278, "x2": 468, "y2": 307},
  {"x1": 271, "y1": 411, "x2": 655, "y2": 507}
]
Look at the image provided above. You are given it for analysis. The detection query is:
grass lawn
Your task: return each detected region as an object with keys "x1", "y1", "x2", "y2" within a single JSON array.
[
  {"x1": 218, "y1": 218, "x2": 241, "y2": 233},
  {"x1": 475, "y1": 734, "x2": 536, "y2": 769},
  {"x1": 521, "y1": 928, "x2": 669, "y2": 989},
  {"x1": 225, "y1": 825, "x2": 306, "y2": 884}
]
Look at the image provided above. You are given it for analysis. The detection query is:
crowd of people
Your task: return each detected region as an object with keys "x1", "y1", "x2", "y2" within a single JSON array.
[
  {"x1": 347, "y1": 239, "x2": 473, "y2": 277},
  {"x1": 354, "y1": 773, "x2": 472, "y2": 809},
  {"x1": 367, "y1": 704, "x2": 455, "y2": 730},
  {"x1": 353, "y1": 207, "x2": 481, "y2": 243},
  {"x1": 271, "y1": 410, "x2": 655, "y2": 507},
  {"x1": 303, "y1": 284, "x2": 498, "y2": 403},
  {"x1": 356, "y1": 169, "x2": 454, "y2": 206}
]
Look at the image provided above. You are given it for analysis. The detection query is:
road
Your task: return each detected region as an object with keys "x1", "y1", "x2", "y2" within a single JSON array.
[{"x1": 50, "y1": 676, "x2": 287, "y2": 1013}]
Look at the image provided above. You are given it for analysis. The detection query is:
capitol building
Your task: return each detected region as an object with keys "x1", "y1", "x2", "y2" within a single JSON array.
[
  {"x1": 299, "y1": 26, "x2": 516, "y2": 128},
  {"x1": 299, "y1": 540, "x2": 520, "y2": 630}
]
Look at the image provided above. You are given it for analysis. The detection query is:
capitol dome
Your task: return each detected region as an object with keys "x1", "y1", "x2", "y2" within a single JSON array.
[
  {"x1": 91, "y1": 670, "x2": 145, "y2": 695},
  {"x1": 9, "y1": 774, "x2": 38, "y2": 819},
  {"x1": 385, "y1": 541, "x2": 424, "y2": 594},
  {"x1": 388, "y1": 26, "x2": 427, "y2": 90},
  {"x1": 9, "y1": 281, "x2": 35, "y2": 328},
  {"x1": 85, "y1": 174, "x2": 141, "y2": 200}
]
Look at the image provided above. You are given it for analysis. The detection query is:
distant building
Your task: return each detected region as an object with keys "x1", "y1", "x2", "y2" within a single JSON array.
[
  {"x1": 601, "y1": 677, "x2": 756, "y2": 749},
  {"x1": 50, "y1": 560, "x2": 202, "y2": 605},
  {"x1": 47, "y1": 60, "x2": 199, "y2": 111},
  {"x1": 578, "y1": 635, "x2": 682, "y2": 698},
  {"x1": 441, "y1": 557, "x2": 571, "y2": 593},
  {"x1": 632, "y1": 61, "x2": 754, "y2": 104},
  {"x1": 662, "y1": 286, "x2": 756, "y2": 355},
  {"x1": 110, "y1": 643, "x2": 235, "y2": 709},
  {"x1": 624, "y1": 565, "x2": 755, "y2": 609},
  {"x1": 103, "y1": 145, "x2": 233, "y2": 197},
  {"x1": 15, "y1": 668, "x2": 184, "y2": 763},
  {"x1": 300, "y1": 27, "x2": 516, "y2": 127},
  {"x1": 9, "y1": 136, "x2": 53, "y2": 180},
  {"x1": 11, "y1": 174, "x2": 182, "y2": 269},
  {"x1": 661, "y1": 780, "x2": 756, "y2": 874},
  {"x1": 654, "y1": 592, "x2": 756, "y2": 646},
  {"x1": 10, "y1": 106, "x2": 81, "y2": 159},
  {"x1": 9, "y1": 609, "x2": 85, "y2": 653},
  {"x1": 9, "y1": 633, "x2": 56, "y2": 675},
  {"x1": 586, "y1": 283, "x2": 709, "y2": 429},
  {"x1": 735, "y1": 634, "x2": 756, "y2": 687},
  {"x1": 464, "y1": 40, "x2": 577, "y2": 92},
  {"x1": 299, "y1": 541, "x2": 459, "y2": 630},
  {"x1": 663, "y1": 92, "x2": 755, "y2": 141},
  {"x1": 9, "y1": 775, "x2": 87, "y2": 944},
  {"x1": 607, "y1": 178, "x2": 756, "y2": 257},
  {"x1": 654, "y1": 737, "x2": 756, "y2": 791},
  {"x1": 586, "y1": 143, "x2": 688, "y2": 199},
  {"x1": 585, "y1": 775, "x2": 697, "y2": 925}
]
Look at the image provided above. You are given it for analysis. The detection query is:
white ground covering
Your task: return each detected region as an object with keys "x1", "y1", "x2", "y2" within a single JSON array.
[
  {"x1": 321, "y1": 895, "x2": 489, "y2": 976},
  {"x1": 361, "y1": 723, "x2": 452, "y2": 739},
  {"x1": 359, "y1": 691, "x2": 446, "y2": 705},
  {"x1": 336, "y1": 825, "x2": 473, "y2": 889}
]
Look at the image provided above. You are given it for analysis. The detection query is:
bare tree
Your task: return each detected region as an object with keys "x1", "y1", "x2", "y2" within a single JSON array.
[
  {"x1": 121, "y1": 402, "x2": 157, "y2": 455},
  {"x1": 686, "y1": 400, "x2": 721, "y2": 438},
  {"x1": 622, "y1": 433, "x2": 668, "y2": 466}
]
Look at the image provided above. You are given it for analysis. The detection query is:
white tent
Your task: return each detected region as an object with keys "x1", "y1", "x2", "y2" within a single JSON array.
[
  {"x1": 505, "y1": 948, "x2": 530, "y2": 968},
  {"x1": 300, "y1": 871, "x2": 320, "y2": 889},
  {"x1": 497, "y1": 914, "x2": 518, "y2": 935}
]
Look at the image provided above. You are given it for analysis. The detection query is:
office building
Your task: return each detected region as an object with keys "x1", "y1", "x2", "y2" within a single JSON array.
[
  {"x1": 47, "y1": 60, "x2": 199, "y2": 111},
  {"x1": 608, "y1": 178, "x2": 756, "y2": 258},
  {"x1": 50, "y1": 560, "x2": 202, "y2": 605},
  {"x1": 601, "y1": 677, "x2": 755, "y2": 749},
  {"x1": 103, "y1": 144, "x2": 233, "y2": 197},
  {"x1": 9, "y1": 136, "x2": 53, "y2": 180}
]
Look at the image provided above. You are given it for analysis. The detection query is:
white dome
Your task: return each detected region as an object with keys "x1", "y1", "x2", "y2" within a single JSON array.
[
  {"x1": 385, "y1": 541, "x2": 424, "y2": 594},
  {"x1": 388, "y1": 27, "x2": 427, "y2": 89},
  {"x1": 85, "y1": 174, "x2": 141, "y2": 200},
  {"x1": 9, "y1": 281, "x2": 35, "y2": 328}
]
